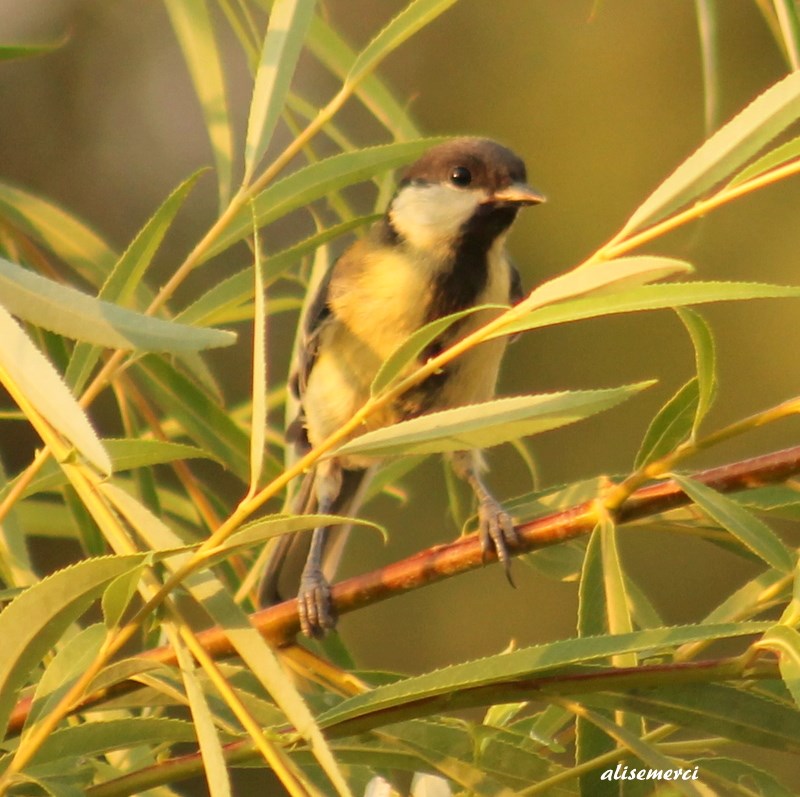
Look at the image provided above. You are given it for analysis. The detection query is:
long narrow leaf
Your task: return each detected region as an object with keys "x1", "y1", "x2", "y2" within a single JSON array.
[
  {"x1": 345, "y1": 0, "x2": 459, "y2": 88},
  {"x1": 66, "y1": 171, "x2": 205, "y2": 389},
  {"x1": 0, "y1": 256, "x2": 235, "y2": 352},
  {"x1": 672, "y1": 474, "x2": 795, "y2": 573},
  {"x1": 336, "y1": 383, "x2": 654, "y2": 459},
  {"x1": 0, "y1": 183, "x2": 116, "y2": 286},
  {"x1": 0, "y1": 305, "x2": 111, "y2": 473},
  {"x1": 621, "y1": 69, "x2": 800, "y2": 235},
  {"x1": 493, "y1": 281, "x2": 800, "y2": 340},
  {"x1": 203, "y1": 139, "x2": 440, "y2": 260},
  {"x1": 0, "y1": 554, "x2": 146, "y2": 737},
  {"x1": 164, "y1": 0, "x2": 235, "y2": 206},
  {"x1": 243, "y1": 0, "x2": 315, "y2": 181}
]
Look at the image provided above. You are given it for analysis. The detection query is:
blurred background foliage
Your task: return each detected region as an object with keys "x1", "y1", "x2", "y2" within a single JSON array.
[{"x1": 2, "y1": 0, "x2": 800, "y2": 723}]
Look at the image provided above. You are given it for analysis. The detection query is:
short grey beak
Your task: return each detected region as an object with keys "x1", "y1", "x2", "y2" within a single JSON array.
[{"x1": 486, "y1": 182, "x2": 546, "y2": 206}]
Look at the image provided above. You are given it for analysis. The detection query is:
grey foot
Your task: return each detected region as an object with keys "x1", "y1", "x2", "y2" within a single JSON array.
[
  {"x1": 297, "y1": 570, "x2": 337, "y2": 638},
  {"x1": 477, "y1": 497, "x2": 519, "y2": 584}
]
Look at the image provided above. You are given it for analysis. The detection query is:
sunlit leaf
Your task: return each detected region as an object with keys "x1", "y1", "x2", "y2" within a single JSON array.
[
  {"x1": 345, "y1": 0, "x2": 459, "y2": 88},
  {"x1": 164, "y1": 0, "x2": 235, "y2": 206},
  {"x1": 243, "y1": 0, "x2": 315, "y2": 181},
  {"x1": 0, "y1": 305, "x2": 111, "y2": 473},
  {"x1": 621, "y1": 69, "x2": 800, "y2": 234},
  {"x1": 494, "y1": 281, "x2": 800, "y2": 340},
  {"x1": 0, "y1": 256, "x2": 235, "y2": 352},
  {"x1": 336, "y1": 383, "x2": 654, "y2": 459}
]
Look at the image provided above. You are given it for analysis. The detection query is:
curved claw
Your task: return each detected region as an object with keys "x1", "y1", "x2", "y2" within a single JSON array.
[
  {"x1": 477, "y1": 498, "x2": 519, "y2": 585},
  {"x1": 297, "y1": 570, "x2": 336, "y2": 638}
]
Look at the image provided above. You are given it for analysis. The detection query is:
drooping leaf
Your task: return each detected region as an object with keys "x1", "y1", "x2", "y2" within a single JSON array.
[{"x1": 672, "y1": 474, "x2": 795, "y2": 573}]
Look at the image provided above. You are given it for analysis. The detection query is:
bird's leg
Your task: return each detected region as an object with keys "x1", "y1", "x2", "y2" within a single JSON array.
[
  {"x1": 297, "y1": 462, "x2": 341, "y2": 638},
  {"x1": 452, "y1": 450, "x2": 518, "y2": 583}
]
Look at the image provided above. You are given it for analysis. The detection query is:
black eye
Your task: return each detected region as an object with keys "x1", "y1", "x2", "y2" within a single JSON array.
[{"x1": 449, "y1": 166, "x2": 472, "y2": 187}]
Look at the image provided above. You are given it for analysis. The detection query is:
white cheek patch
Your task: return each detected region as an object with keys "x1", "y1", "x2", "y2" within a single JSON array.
[{"x1": 389, "y1": 183, "x2": 485, "y2": 251}]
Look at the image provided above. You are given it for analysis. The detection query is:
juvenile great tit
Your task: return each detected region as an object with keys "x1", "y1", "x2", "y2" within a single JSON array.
[{"x1": 260, "y1": 138, "x2": 544, "y2": 638}]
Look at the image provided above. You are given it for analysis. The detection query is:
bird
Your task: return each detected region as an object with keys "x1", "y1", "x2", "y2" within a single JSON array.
[{"x1": 260, "y1": 137, "x2": 545, "y2": 638}]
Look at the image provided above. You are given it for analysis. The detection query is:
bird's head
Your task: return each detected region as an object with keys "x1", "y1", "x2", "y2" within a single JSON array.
[{"x1": 388, "y1": 138, "x2": 545, "y2": 253}]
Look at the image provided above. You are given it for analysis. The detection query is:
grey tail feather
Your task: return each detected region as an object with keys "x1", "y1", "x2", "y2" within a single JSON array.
[{"x1": 257, "y1": 466, "x2": 374, "y2": 607}]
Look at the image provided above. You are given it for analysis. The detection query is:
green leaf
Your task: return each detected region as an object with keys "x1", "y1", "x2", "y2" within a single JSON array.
[
  {"x1": 0, "y1": 718, "x2": 198, "y2": 769},
  {"x1": 527, "y1": 256, "x2": 693, "y2": 308},
  {"x1": 0, "y1": 439, "x2": 216, "y2": 502},
  {"x1": 371, "y1": 304, "x2": 506, "y2": 395},
  {"x1": 0, "y1": 37, "x2": 67, "y2": 61},
  {"x1": 218, "y1": 513, "x2": 386, "y2": 560},
  {"x1": 575, "y1": 528, "x2": 614, "y2": 792},
  {"x1": 336, "y1": 382, "x2": 654, "y2": 459},
  {"x1": 21, "y1": 624, "x2": 106, "y2": 737},
  {"x1": 0, "y1": 305, "x2": 111, "y2": 474},
  {"x1": 317, "y1": 622, "x2": 771, "y2": 735},
  {"x1": 100, "y1": 483, "x2": 354, "y2": 797},
  {"x1": 0, "y1": 554, "x2": 147, "y2": 737},
  {"x1": 621, "y1": 69, "x2": 800, "y2": 234},
  {"x1": 172, "y1": 635, "x2": 233, "y2": 797},
  {"x1": 573, "y1": 705, "x2": 705, "y2": 797},
  {"x1": 307, "y1": 16, "x2": 419, "y2": 139},
  {"x1": 634, "y1": 378, "x2": 699, "y2": 469},
  {"x1": 243, "y1": 0, "x2": 315, "y2": 181},
  {"x1": 578, "y1": 527, "x2": 606, "y2": 638},
  {"x1": 758, "y1": 624, "x2": 800, "y2": 709},
  {"x1": 582, "y1": 683, "x2": 800, "y2": 752},
  {"x1": 676, "y1": 307, "x2": 717, "y2": 433},
  {"x1": 726, "y1": 132, "x2": 800, "y2": 188},
  {"x1": 66, "y1": 170, "x2": 206, "y2": 390},
  {"x1": 0, "y1": 256, "x2": 234, "y2": 352},
  {"x1": 102, "y1": 560, "x2": 149, "y2": 629},
  {"x1": 345, "y1": 0, "x2": 459, "y2": 88},
  {"x1": 204, "y1": 139, "x2": 441, "y2": 260},
  {"x1": 176, "y1": 215, "x2": 376, "y2": 327},
  {"x1": 693, "y1": 756, "x2": 795, "y2": 797},
  {"x1": 249, "y1": 211, "x2": 268, "y2": 491},
  {"x1": 773, "y1": 0, "x2": 800, "y2": 70},
  {"x1": 493, "y1": 281, "x2": 800, "y2": 340},
  {"x1": 0, "y1": 182, "x2": 117, "y2": 287},
  {"x1": 134, "y1": 355, "x2": 252, "y2": 482},
  {"x1": 671, "y1": 474, "x2": 795, "y2": 573},
  {"x1": 164, "y1": 0, "x2": 234, "y2": 206}
]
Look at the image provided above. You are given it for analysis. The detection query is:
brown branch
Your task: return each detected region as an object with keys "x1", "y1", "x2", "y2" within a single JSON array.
[{"x1": 7, "y1": 444, "x2": 800, "y2": 735}]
